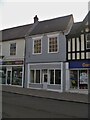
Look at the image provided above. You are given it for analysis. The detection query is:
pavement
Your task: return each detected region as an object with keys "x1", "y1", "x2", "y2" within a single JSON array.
[{"x1": 1, "y1": 85, "x2": 89, "y2": 104}]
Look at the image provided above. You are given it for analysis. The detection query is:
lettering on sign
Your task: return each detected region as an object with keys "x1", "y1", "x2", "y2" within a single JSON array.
[{"x1": 82, "y1": 63, "x2": 90, "y2": 67}]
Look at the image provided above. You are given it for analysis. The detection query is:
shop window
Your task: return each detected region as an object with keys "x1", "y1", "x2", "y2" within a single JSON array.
[
  {"x1": 30, "y1": 70, "x2": 34, "y2": 83},
  {"x1": 10, "y1": 43, "x2": 16, "y2": 55},
  {"x1": 50, "y1": 70, "x2": 54, "y2": 84},
  {"x1": 36, "y1": 70, "x2": 40, "y2": 83},
  {"x1": 79, "y1": 70, "x2": 88, "y2": 89},
  {"x1": 12, "y1": 67, "x2": 22, "y2": 86},
  {"x1": 70, "y1": 70, "x2": 78, "y2": 88},
  {"x1": 30, "y1": 70, "x2": 40, "y2": 83},
  {"x1": 0, "y1": 67, "x2": 6, "y2": 84},
  {"x1": 49, "y1": 69, "x2": 61, "y2": 84},
  {"x1": 55, "y1": 70, "x2": 61, "y2": 84}
]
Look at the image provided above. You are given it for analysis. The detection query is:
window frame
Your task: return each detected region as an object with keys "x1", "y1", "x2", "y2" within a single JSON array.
[
  {"x1": 10, "y1": 42, "x2": 16, "y2": 56},
  {"x1": 33, "y1": 37, "x2": 42, "y2": 55},
  {"x1": 48, "y1": 34, "x2": 59, "y2": 53}
]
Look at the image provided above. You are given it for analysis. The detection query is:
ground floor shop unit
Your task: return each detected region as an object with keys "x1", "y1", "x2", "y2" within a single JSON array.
[
  {"x1": 0, "y1": 60, "x2": 24, "y2": 87},
  {"x1": 26, "y1": 62, "x2": 67, "y2": 92},
  {"x1": 69, "y1": 60, "x2": 90, "y2": 90}
]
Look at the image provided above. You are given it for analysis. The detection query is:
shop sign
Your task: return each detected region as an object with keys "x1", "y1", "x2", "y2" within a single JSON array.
[
  {"x1": 69, "y1": 60, "x2": 90, "y2": 68},
  {"x1": 2, "y1": 61, "x2": 23, "y2": 65}
]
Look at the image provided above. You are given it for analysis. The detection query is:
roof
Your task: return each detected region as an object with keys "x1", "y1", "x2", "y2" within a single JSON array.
[
  {"x1": 29, "y1": 14, "x2": 73, "y2": 35},
  {"x1": 1, "y1": 14, "x2": 73, "y2": 41},
  {"x1": 67, "y1": 11, "x2": 90, "y2": 38},
  {"x1": 1, "y1": 24, "x2": 32, "y2": 41},
  {"x1": 67, "y1": 22, "x2": 82, "y2": 37}
]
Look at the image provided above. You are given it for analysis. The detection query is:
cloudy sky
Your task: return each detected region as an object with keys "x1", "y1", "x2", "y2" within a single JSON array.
[{"x1": 0, "y1": 0, "x2": 90, "y2": 30}]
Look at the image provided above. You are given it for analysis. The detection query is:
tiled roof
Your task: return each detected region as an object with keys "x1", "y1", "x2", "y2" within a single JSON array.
[
  {"x1": 29, "y1": 14, "x2": 73, "y2": 35},
  {"x1": 1, "y1": 24, "x2": 32, "y2": 41}
]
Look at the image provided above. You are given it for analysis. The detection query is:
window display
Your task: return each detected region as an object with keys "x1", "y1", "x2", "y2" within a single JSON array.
[
  {"x1": 0, "y1": 67, "x2": 6, "y2": 84},
  {"x1": 70, "y1": 70, "x2": 78, "y2": 88},
  {"x1": 79, "y1": 70, "x2": 88, "y2": 89},
  {"x1": 12, "y1": 66, "x2": 22, "y2": 85},
  {"x1": 70, "y1": 70, "x2": 88, "y2": 89}
]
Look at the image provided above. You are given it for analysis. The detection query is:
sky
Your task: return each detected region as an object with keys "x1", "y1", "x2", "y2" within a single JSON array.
[{"x1": 0, "y1": 0, "x2": 90, "y2": 30}]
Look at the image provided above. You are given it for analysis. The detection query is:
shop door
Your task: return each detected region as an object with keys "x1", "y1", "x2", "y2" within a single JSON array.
[
  {"x1": 6, "y1": 70, "x2": 12, "y2": 85},
  {"x1": 43, "y1": 73, "x2": 48, "y2": 89}
]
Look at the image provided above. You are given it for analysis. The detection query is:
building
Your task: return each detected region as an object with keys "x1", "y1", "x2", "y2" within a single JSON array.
[
  {"x1": 25, "y1": 15, "x2": 74, "y2": 92},
  {"x1": 0, "y1": 24, "x2": 32, "y2": 86},
  {"x1": 66, "y1": 11, "x2": 90, "y2": 90}
]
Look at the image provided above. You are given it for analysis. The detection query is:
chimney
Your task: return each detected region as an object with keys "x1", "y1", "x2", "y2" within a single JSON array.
[{"x1": 34, "y1": 15, "x2": 39, "y2": 23}]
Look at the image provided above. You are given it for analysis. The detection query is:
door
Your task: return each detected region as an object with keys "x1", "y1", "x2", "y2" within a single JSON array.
[
  {"x1": 43, "y1": 73, "x2": 48, "y2": 89},
  {"x1": 6, "y1": 69, "x2": 12, "y2": 85}
]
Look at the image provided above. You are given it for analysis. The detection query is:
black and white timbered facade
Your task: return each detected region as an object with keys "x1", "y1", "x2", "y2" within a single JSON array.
[{"x1": 66, "y1": 12, "x2": 90, "y2": 90}]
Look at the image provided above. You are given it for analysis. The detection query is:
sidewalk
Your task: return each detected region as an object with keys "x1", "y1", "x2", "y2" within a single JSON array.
[{"x1": 2, "y1": 85, "x2": 89, "y2": 104}]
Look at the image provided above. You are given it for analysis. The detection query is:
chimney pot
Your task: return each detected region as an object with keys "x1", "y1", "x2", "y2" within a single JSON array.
[{"x1": 34, "y1": 15, "x2": 39, "y2": 23}]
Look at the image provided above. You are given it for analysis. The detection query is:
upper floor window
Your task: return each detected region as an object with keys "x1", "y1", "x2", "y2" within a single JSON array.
[
  {"x1": 10, "y1": 43, "x2": 16, "y2": 55},
  {"x1": 33, "y1": 39, "x2": 41, "y2": 54},
  {"x1": 86, "y1": 33, "x2": 90, "y2": 49},
  {"x1": 48, "y1": 37, "x2": 58, "y2": 53}
]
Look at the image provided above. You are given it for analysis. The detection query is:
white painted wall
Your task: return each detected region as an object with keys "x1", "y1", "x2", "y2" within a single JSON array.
[{"x1": 2, "y1": 39, "x2": 25, "y2": 61}]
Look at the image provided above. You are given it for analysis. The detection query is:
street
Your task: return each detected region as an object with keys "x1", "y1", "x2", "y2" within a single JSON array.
[{"x1": 2, "y1": 91, "x2": 88, "y2": 118}]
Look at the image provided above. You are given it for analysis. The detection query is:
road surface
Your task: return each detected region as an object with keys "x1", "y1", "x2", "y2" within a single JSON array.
[{"x1": 2, "y1": 91, "x2": 88, "y2": 118}]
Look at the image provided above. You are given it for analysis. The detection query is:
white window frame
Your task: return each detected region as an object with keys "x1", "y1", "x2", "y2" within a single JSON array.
[
  {"x1": 9, "y1": 42, "x2": 17, "y2": 56},
  {"x1": 86, "y1": 33, "x2": 90, "y2": 49},
  {"x1": 32, "y1": 36, "x2": 42, "y2": 55},
  {"x1": 47, "y1": 34, "x2": 59, "y2": 53}
]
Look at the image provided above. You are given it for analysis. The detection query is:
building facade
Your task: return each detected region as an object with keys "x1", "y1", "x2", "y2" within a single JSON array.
[
  {"x1": 0, "y1": 24, "x2": 32, "y2": 86},
  {"x1": 66, "y1": 12, "x2": 90, "y2": 91},
  {"x1": 25, "y1": 15, "x2": 73, "y2": 92}
]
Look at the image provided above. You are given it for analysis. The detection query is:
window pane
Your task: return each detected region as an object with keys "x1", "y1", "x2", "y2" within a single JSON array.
[
  {"x1": 87, "y1": 42, "x2": 90, "y2": 49},
  {"x1": 70, "y1": 70, "x2": 78, "y2": 88},
  {"x1": 76, "y1": 38, "x2": 79, "y2": 51},
  {"x1": 12, "y1": 66, "x2": 22, "y2": 86},
  {"x1": 49, "y1": 37, "x2": 58, "y2": 53},
  {"x1": 81, "y1": 34, "x2": 84, "y2": 51},
  {"x1": 68, "y1": 39, "x2": 71, "y2": 52},
  {"x1": 72, "y1": 38, "x2": 75, "y2": 51},
  {"x1": 31, "y1": 70, "x2": 34, "y2": 83},
  {"x1": 79, "y1": 70, "x2": 88, "y2": 89},
  {"x1": 34, "y1": 39, "x2": 41, "y2": 53},
  {"x1": 72, "y1": 53, "x2": 75, "y2": 59},
  {"x1": 50, "y1": 70, "x2": 54, "y2": 84},
  {"x1": 10, "y1": 43, "x2": 16, "y2": 55},
  {"x1": 77, "y1": 53, "x2": 80, "y2": 59},
  {"x1": 81, "y1": 53, "x2": 84, "y2": 59},
  {"x1": 36, "y1": 70, "x2": 40, "y2": 83},
  {"x1": 68, "y1": 53, "x2": 71, "y2": 60},
  {"x1": 55, "y1": 70, "x2": 61, "y2": 84}
]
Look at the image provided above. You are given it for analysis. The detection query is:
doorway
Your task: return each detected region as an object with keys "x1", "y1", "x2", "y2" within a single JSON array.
[{"x1": 6, "y1": 68, "x2": 12, "y2": 85}]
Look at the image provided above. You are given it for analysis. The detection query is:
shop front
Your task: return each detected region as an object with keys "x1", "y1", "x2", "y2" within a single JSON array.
[
  {"x1": 0, "y1": 60, "x2": 24, "y2": 86},
  {"x1": 69, "y1": 60, "x2": 90, "y2": 89},
  {"x1": 27, "y1": 62, "x2": 66, "y2": 92}
]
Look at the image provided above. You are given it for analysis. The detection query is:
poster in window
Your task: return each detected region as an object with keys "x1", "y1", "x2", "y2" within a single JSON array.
[{"x1": 80, "y1": 72, "x2": 88, "y2": 84}]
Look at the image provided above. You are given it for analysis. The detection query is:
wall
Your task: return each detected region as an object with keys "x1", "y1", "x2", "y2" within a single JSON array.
[
  {"x1": 2, "y1": 39, "x2": 25, "y2": 61},
  {"x1": 26, "y1": 32, "x2": 66, "y2": 63}
]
